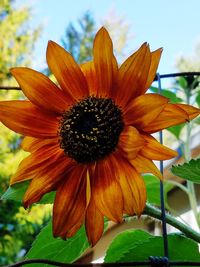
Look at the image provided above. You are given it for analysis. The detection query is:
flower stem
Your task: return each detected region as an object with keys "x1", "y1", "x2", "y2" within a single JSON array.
[
  {"x1": 187, "y1": 181, "x2": 200, "y2": 228},
  {"x1": 144, "y1": 203, "x2": 200, "y2": 243},
  {"x1": 165, "y1": 180, "x2": 189, "y2": 195},
  {"x1": 184, "y1": 87, "x2": 200, "y2": 229}
]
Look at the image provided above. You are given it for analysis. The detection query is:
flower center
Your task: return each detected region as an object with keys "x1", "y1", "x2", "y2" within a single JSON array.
[{"x1": 59, "y1": 96, "x2": 124, "y2": 163}]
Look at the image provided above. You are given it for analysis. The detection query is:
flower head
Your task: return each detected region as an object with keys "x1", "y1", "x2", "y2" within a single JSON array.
[{"x1": 0, "y1": 27, "x2": 199, "y2": 246}]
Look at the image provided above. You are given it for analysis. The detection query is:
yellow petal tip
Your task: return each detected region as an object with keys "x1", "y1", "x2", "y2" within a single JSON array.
[
  {"x1": 10, "y1": 67, "x2": 27, "y2": 77},
  {"x1": 47, "y1": 40, "x2": 58, "y2": 50},
  {"x1": 10, "y1": 67, "x2": 19, "y2": 75}
]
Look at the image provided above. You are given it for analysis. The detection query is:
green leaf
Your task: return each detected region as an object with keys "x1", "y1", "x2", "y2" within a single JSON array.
[
  {"x1": 167, "y1": 123, "x2": 185, "y2": 139},
  {"x1": 143, "y1": 175, "x2": 173, "y2": 206},
  {"x1": 178, "y1": 77, "x2": 188, "y2": 89},
  {"x1": 171, "y1": 158, "x2": 200, "y2": 184},
  {"x1": 1, "y1": 181, "x2": 55, "y2": 204},
  {"x1": 143, "y1": 175, "x2": 161, "y2": 205},
  {"x1": 196, "y1": 91, "x2": 200, "y2": 107},
  {"x1": 26, "y1": 222, "x2": 90, "y2": 266},
  {"x1": 104, "y1": 230, "x2": 151, "y2": 262},
  {"x1": 194, "y1": 116, "x2": 200, "y2": 125},
  {"x1": 1, "y1": 181, "x2": 30, "y2": 202},
  {"x1": 150, "y1": 86, "x2": 183, "y2": 103},
  {"x1": 39, "y1": 192, "x2": 55, "y2": 204},
  {"x1": 105, "y1": 230, "x2": 200, "y2": 262}
]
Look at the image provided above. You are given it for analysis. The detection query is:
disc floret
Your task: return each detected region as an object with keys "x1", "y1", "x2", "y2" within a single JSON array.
[{"x1": 59, "y1": 96, "x2": 124, "y2": 163}]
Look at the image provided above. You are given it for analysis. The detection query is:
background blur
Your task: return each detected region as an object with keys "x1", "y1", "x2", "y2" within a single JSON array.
[
  {"x1": 1, "y1": 0, "x2": 200, "y2": 265},
  {"x1": 14, "y1": 0, "x2": 200, "y2": 74}
]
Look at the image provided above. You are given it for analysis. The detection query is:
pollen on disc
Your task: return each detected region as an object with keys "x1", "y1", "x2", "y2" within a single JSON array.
[{"x1": 59, "y1": 96, "x2": 124, "y2": 163}]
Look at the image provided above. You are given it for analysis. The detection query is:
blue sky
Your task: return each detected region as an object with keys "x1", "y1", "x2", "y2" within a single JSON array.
[{"x1": 17, "y1": 0, "x2": 200, "y2": 79}]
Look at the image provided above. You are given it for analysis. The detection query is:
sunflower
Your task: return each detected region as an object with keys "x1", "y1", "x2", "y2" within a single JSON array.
[{"x1": 0, "y1": 27, "x2": 199, "y2": 246}]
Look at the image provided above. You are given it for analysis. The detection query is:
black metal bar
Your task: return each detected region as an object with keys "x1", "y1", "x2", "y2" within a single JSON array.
[
  {"x1": 153, "y1": 72, "x2": 200, "y2": 81},
  {"x1": 1, "y1": 71, "x2": 200, "y2": 91},
  {"x1": 0, "y1": 86, "x2": 21, "y2": 90},
  {"x1": 156, "y1": 73, "x2": 169, "y2": 260},
  {"x1": 4, "y1": 259, "x2": 200, "y2": 267}
]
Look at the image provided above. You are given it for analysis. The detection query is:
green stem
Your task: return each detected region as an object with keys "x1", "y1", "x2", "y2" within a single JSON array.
[
  {"x1": 184, "y1": 88, "x2": 200, "y2": 228},
  {"x1": 187, "y1": 181, "x2": 200, "y2": 228},
  {"x1": 144, "y1": 203, "x2": 200, "y2": 243},
  {"x1": 165, "y1": 180, "x2": 189, "y2": 195}
]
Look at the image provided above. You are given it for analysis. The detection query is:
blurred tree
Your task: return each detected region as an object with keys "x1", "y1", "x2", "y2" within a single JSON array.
[
  {"x1": 61, "y1": 10, "x2": 131, "y2": 65},
  {"x1": 102, "y1": 9, "x2": 131, "y2": 62},
  {"x1": 0, "y1": 0, "x2": 41, "y2": 85},
  {"x1": 175, "y1": 43, "x2": 200, "y2": 105},
  {"x1": 176, "y1": 42, "x2": 200, "y2": 74},
  {"x1": 0, "y1": 0, "x2": 46, "y2": 265},
  {"x1": 61, "y1": 11, "x2": 96, "y2": 64}
]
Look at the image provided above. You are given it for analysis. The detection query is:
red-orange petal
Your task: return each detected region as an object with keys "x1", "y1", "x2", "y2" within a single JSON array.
[
  {"x1": 118, "y1": 126, "x2": 145, "y2": 160},
  {"x1": 85, "y1": 198, "x2": 104, "y2": 246},
  {"x1": 143, "y1": 48, "x2": 163, "y2": 93},
  {"x1": 92, "y1": 156, "x2": 123, "y2": 222},
  {"x1": 93, "y1": 27, "x2": 118, "y2": 97},
  {"x1": 125, "y1": 167, "x2": 146, "y2": 216},
  {"x1": 65, "y1": 172, "x2": 91, "y2": 239},
  {"x1": 0, "y1": 100, "x2": 59, "y2": 138},
  {"x1": 53, "y1": 165, "x2": 89, "y2": 238},
  {"x1": 114, "y1": 43, "x2": 151, "y2": 107},
  {"x1": 80, "y1": 61, "x2": 98, "y2": 96},
  {"x1": 21, "y1": 136, "x2": 58, "y2": 152},
  {"x1": 112, "y1": 153, "x2": 146, "y2": 215},
  {"x1": 140, "y1": 134, "x2": 178, "y2": 160},
  {"x1": 11, "y1": 144, "x2": 64, "y2": 185},
  {"x1": 11, "y1": 67, "x2": 70, "y2": 114},
  {"x1": 23, "y1": 154, "x2": 73, "y2": 207},
  {"x1": 123, "y1": 94, "x2": 169, "y2": 128},
  {"x1": 130, "y1": 154, "x2": 162, "y2": 179},
  {"x1": 46, "y1": 41, "x2": 88, "y2": 101},
  {"x1": 143, "y1": 103, "x2": 190, "y2": 133},
  {"x1": 65, "y1": 221, "x2": 83, "y2": 239},
  {"x1": 175, "y1": 103, "x2": 200, "y2": 120},
  {"x1": 117, "y1": 169, "x2": 135, "y2": 215}
]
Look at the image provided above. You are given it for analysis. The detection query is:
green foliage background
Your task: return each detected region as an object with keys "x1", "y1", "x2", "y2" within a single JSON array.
[{"x1": 0, "y1": 0, "x2": 48, "y2": 265}]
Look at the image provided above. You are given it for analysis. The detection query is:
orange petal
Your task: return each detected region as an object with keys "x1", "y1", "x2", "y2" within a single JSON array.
[
  {"x1": 112, "y1": 153, "x2": 146, "y2": 215},
  {"x1": 11, "y1": 67, "x2": 70, "y2": 114},
  {"x1": 21, "y1": 136, "x2": 58, "y2": 152},
  {"x1": 123, "y1": 94, "x2": 169, "y2": 128},
  {"x1": 0, "y1": 100, "x2": 59, "y2": 138},
  {"x1": 65, "y1": 221, "x2": 83, "y2": 238},
  {"x1": 80, "y1": 61, "x2": 98, "y2": 96},
  {"x1": 130, "y1": 154, "x2": 162, "y2": 179},
  {"x1": 65, "y1": 172, "x2": 91, "y2": 239},
  {"x1": 46, "y1": 41, "x2": 88, "y2": 101},
  {"x1": 143, "y1": 103, "x2": 190, "y2": 133},
  {"x1": 85, "y1": 198, "x2": 104, "y2": 246},
  {"x1": 11, "y1": 144, "x2": 64, "y2": 185},
  {"x1": 125, "y1": 167, "x2": 146, "y2": 215},
  {"x1": 92, "y1": 156, "x2": 123, "y2": 222},
  {"x1": 118, "y1": 170, "x2": 135, "y2": 215},
  {"x1": 140, "y1": 134, "x2": 178, "y2": 160},
  {"x1": 175, "y1": 103, "x2": 200, "y2": 120},
  {"x1": 143, "y1": 48, "x2": 163, "y2": 93},
  {"x1": 53, "y1": 165, "x2": 88, "y2": 237},
  {"x1": 23, "y1": 154, "x2": 74, "y2": 207},
  {"x1": 21, "y1": 137, "x2": 37, "y2": 151},
  {"x1": 115, "y1": 43, "x2": 151, "y2": 107},
  {"x1": 118, "y1": 126, "x2": 145, "y2": 160},
  {"x1": 93, "y1": 27, "x2": 118, "y2": 97}
]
